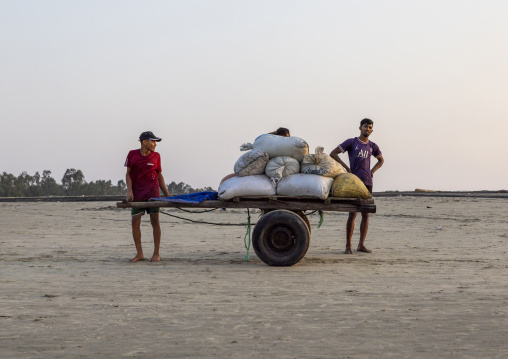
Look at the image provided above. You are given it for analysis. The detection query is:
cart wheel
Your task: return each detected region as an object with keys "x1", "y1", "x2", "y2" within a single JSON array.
[
  {"x1": 261, "y1": 209, "x2": 311, "y2": 234},
  {"x1": 293, "y1": 210, "x2": 311, "y2": 234},
  {"x1": 253, "y1": 210, "x2": 310, "y2": 266}
]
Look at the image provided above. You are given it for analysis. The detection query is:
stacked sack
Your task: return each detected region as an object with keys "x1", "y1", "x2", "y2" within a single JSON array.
[
  {"x1": 239, "y1": 134, "x2": 309, "y2": 162},
  {"x1": 330, "y1": 173, "x2": 372, "y2": 199},
  {"x1": 219, "y1": 134, "x2": 354, "y2": 200},
  {"x1": 218, "y1": 134, "x2": 309, "y2": 199},
  {"x1": 300, "y1": 146, "x2": 345, "y2": 177},
  {"x1": 276, "y1": 146, "x2": 346, "y2": 200},
  {"x1": 218, "y1": 134, "x2": 371, "y2": 200}
]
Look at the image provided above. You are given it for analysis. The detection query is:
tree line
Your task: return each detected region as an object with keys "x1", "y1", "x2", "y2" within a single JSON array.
[{"x1": 0, "y1": 169, "x2": 214, "y2": 197}]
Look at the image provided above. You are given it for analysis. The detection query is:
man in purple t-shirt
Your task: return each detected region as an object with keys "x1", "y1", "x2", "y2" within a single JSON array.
[{"x1": 330, "y1": 118, "x2": 384, "y2": 254}]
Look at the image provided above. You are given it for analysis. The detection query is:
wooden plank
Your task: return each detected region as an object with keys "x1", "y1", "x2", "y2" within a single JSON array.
[
  {"x1": 0, "y1": 195, "x2": 125, "y2": 203},
  {"x1": 224, "y1": 195, "x2": 373, "y2": 204},
  {"x1": 117, "y1": 198, "x2": 376, "y2": 213}
]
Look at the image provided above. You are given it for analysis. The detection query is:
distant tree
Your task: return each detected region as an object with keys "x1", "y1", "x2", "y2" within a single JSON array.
[
  {"x1": 0, "y1": 172, "x2": 17, "y2": 197},
  {"x1": 165, "y1": 181, "x2": 215, "y2": 195},
  {"x1": 24, "y1": 171, "x2": 43, "y2": 197},
  {"x1": 166, "y1": 181, "x2": 192, "y2": 195},
  {"x1": 61, "y1": 168, "x2": 85, "y2": 195},
  {"x1": 83, "y1": 180, "x2": 115, "y2": 196},
  {"x1": 196, "y1": 186, "x2": 215, "y2": 193},
  {"x1": 117, "y1": 179, "x2": 126, "y2": 194},
  {"x1": 0, "y1": 169, "x2": 212, "y2": 197},
  {"x1": 40, "y1": 170, "x2": 63, "y2": 196},
  {"x1": 13, "y1": 171, "x2": 28, "y2": 196}
]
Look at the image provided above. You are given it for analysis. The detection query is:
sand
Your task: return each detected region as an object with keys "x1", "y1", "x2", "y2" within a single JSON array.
[{"x1": 1, "y1": 197, "x2": 507, "y2": 358}]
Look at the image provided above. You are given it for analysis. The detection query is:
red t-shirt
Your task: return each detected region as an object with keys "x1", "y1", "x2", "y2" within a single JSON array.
[{"x1": 124, "y1": 150, "x2": 162, "y2": 201}]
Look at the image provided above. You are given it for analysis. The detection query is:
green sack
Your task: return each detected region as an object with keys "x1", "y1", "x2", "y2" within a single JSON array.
[{"x1": 331, "y1": 173, "x2": 372, "y2": 199}]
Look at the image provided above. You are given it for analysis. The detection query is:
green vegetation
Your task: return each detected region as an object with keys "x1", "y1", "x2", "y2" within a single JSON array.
[{"x1": 0, "y1": 170, "x2": 214, "y2": 197}]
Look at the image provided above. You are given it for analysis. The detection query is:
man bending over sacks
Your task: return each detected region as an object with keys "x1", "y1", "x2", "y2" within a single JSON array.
[
  {"x1": 330, "y1": 118, "x2": 384, "y2": 254},
  {"x1": 269, "y1": 127, "x2": 290, "y2": 137},
  {"x1": 125, "y1": 131, "x2": 170, "y2": 262}
]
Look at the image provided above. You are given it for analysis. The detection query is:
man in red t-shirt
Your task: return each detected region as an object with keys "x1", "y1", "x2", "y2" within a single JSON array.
[{"x1": 125, "y1": 131, "x2": 170, "y2": 262}]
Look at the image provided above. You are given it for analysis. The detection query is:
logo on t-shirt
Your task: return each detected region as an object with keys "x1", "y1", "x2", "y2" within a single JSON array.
[
  {"x1": 357, "y1": 149, "x2": 370, "y2": 158},
  {"x1": 147, "y1": 163, "x2": 154, "y2": 166}
]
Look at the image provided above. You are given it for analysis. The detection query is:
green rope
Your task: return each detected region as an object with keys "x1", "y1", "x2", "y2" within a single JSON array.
[
  {"x1": 243, "y1": 208, "x2": 251, "y2": 261},
  {"x1": 317, "y1": 210, "x2": 324, "y2": 228}
]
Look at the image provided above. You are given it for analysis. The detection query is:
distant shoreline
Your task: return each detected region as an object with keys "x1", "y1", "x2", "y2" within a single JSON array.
[
  {"x1": 1, "y1": 190, "x2": 508, "y2": 202},
  {"x1": 373, "y1": 190, "x2": 508, "y2": 199}
]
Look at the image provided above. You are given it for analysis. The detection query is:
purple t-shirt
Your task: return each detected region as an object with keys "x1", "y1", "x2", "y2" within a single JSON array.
[{"x1": 338, "y1": 137, "x2": 382, "y2": 186}]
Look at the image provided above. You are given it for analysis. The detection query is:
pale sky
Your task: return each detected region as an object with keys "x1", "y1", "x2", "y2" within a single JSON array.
[{"x1": 1, "y1": 0, "x2": 507, "y2": 191}]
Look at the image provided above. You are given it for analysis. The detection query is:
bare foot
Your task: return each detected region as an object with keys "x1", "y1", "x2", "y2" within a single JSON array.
[
  {"x1": 344, "y1": 247, "x2": 353, "y2": 254},
  {"x1": 357, "y1": 245, "x2": 372, "y2": 253},
  {"x1": 130, "y1": 254, "x2": 145, "y2": 262},
  {"x1": 149, "y1": 254, "x2": 161, "y2": 262}
]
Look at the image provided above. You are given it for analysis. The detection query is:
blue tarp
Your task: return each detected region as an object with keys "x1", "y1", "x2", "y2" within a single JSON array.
[{"x1": 150, "y1": 191, "x2": 218, "y2": 203}]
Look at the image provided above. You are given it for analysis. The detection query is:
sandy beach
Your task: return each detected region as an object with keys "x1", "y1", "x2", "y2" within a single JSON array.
[{"x1": 1, "y1": 196, "x2": 507, "y2": 358}]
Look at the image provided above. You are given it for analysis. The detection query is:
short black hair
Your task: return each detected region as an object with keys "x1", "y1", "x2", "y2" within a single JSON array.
[
  {"x1": 360, "y1": 118, "x2": 373, "y2": 127},
  {"x1": 275, "y1": 127, "x2": 290, "y2": 136}
]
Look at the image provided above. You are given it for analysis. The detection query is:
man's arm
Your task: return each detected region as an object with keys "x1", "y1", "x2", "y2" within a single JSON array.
[
  {"x1": 126, "y1": 167, "x2": 134, "y2": 201},
  {"x1": 371, "y1": 155, "x2": 384, "y2": 178},
  {"x1": 158, "y1": 172, "x2": 170, "y2": 197},
  {"x1": 329, "y1": 146, "x2": 351, "y2": 173}
]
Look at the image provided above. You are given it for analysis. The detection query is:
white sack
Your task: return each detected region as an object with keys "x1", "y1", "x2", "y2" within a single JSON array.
[
  {"x1": 276, "y1": 174, "x2": 333, "y2": 200},
  {"x1": 218, "y1": 175, "x2": 276, "y2": 200},
  {"x1": 234, "y1": 149, "x2": 269, "y2": 177},
  {"x1": 240, "y1": 134, "x2": 309, "y2": 162},
  {"x1": 265, "y1": 156, "x2": 300, "y2": 180},
  {"x1": 301, "y1": 146, "x2": 346, "y2": 178}
]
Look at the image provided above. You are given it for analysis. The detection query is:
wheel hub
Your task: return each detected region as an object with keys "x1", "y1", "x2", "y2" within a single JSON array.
[{"x1": 268, "y1": 226, "x2": 294, "y2": 252}]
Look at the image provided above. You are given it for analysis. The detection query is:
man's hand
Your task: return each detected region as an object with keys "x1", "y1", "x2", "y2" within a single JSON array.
[
  {"x1": 158, "y1": 172, "x2": 170, "y2": 197},
  {"x1": 330, "y1": 146, "x2": 351, "y2": 173},
  {"x1": 126, "y1": 168, "x2": 134, "y2": 202},
  {"x1": 370, "y1": 155, "x2": 384, "y2": 179}
]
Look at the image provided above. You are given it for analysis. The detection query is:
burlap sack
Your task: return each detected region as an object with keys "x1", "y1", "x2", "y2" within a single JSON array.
[
  {"x1": 301, "y1": 147, "x2": 346, "y2": 178},
  {"x1": 331, "y1": 173, "x2": 372, "y2": 199}
]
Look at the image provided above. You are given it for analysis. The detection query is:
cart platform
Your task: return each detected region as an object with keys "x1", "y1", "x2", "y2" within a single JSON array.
[
  {"x1": 116, "y1": 196, "x2": 376, "y2": 213},
  {"x1": 116, "y1": 196, "x2": 376, "y2": 266}
]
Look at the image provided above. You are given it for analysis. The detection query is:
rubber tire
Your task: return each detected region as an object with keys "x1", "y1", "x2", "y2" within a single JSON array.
[
  {"x1": 293, "y1": 210, "x2": 311, "y2": 234},
  {"x1": 261, "y1": 209, "x2": 311, "y2": 234},
  {"x1": 253, "y1": 210, "x2": 310, "y2": 266}
]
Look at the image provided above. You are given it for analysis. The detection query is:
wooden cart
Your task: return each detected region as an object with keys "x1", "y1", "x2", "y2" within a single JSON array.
[{"x1": 117, "y1": 196, "x2": 375, "y2": 266}]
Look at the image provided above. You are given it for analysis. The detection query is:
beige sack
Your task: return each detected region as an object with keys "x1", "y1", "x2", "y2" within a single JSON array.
[
  {"x1": 265, "y1": 156, "x2": 300, "y2": 180},
  {"x1": 301, "y1": 147, "x2": 346, "y2": 178},
  {"x1": 218, "y1": 175, "x2": 276, "y2": 200},
  {"x1": 240, "y1": 134, "x2": 309, "y2": 162},
  {"x1": 234, "y1": 149, "x2": 269, "y2": 177},
  {"x1": 277, "y1": 174, "x2": 334, "y2": 200}
]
